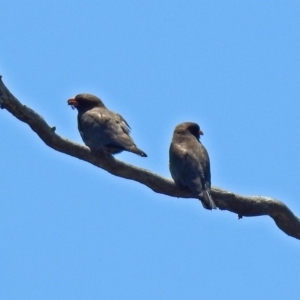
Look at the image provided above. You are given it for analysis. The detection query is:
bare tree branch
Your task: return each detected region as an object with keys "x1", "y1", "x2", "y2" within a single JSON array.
[{"x1": 0, "y1": 76, "x2": 299, "y2": 240}]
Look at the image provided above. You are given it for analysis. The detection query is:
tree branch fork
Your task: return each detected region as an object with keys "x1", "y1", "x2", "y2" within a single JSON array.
[{"x1": 0, "y1": 76, "x2": 299, "y2": 239}]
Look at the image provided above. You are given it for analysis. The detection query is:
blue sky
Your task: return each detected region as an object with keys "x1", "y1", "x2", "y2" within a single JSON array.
[{"x1": 1, "y1": 1, "x2": 300, "y2": 299}]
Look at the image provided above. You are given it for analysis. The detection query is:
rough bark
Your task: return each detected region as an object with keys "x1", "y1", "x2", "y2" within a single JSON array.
[{"x1": 0, "y1": 76, "x2": 299, "y2": 240}]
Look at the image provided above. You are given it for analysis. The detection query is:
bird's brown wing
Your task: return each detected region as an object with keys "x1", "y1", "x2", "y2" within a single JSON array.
[
  {"x1": 170, "y1": 140, "x2": 215, "y2": 209},
  {"x1": 94, "y1": 110, "x2": 135, "y2": 147},
  {"x1": 115, "y1": 113, "x2": 131, "y2": 134},
  {"x1": 170, "y1": 142, "x2": 204, "y2": 189}
]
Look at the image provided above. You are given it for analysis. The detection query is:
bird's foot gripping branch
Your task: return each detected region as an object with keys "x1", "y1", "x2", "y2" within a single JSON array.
[{"x1": 0, "y1": 76, "x2": 300, "y2": 239}]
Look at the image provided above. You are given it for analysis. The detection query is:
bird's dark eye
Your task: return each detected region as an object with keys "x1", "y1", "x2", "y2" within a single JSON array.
[{"x1": 190, "y1": 125, "x2": 200, "y2": 136}]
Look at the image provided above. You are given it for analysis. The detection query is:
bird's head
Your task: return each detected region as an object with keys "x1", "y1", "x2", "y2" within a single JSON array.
[
  {"x1": 174, "y1": 122, "x2": 203, "y2": 140},
  {"x1": 67, "y1": 93, "x2": 106, "y2": 112}
]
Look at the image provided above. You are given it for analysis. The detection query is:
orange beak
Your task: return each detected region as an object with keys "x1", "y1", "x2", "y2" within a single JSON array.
[{"x1": 67, "y1": 97, "x2": 78, "y2": 106}]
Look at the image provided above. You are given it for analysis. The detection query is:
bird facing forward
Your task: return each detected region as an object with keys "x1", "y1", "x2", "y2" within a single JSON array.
[
  {"x1": 169, "y1": 122, "x2": 216, "y2": 210},
  {"x1": 67, "y1": 93, "x2": 147, "y2": 157}
]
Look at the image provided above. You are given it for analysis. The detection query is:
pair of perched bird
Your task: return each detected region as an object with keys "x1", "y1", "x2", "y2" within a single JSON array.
[{"x1": 68, "y1": 93, "x2": 216, "y2": 210}]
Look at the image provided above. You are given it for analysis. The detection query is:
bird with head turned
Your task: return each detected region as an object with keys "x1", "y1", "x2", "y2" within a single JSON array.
[
  {"x1": 169, "y1": 122, "x2": 216, "y2": 210},
  {"x1": 67, "y1": 93, "x2": 147, "y2": 157}
]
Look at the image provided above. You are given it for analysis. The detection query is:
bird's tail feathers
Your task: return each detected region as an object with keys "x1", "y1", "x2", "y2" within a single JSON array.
[
  {"x1": 199, "y1": 190, "x2": 217, "y2": 210},
  {"x1": 130, "y1": 146, "x2": 147, "y2": 157}
]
